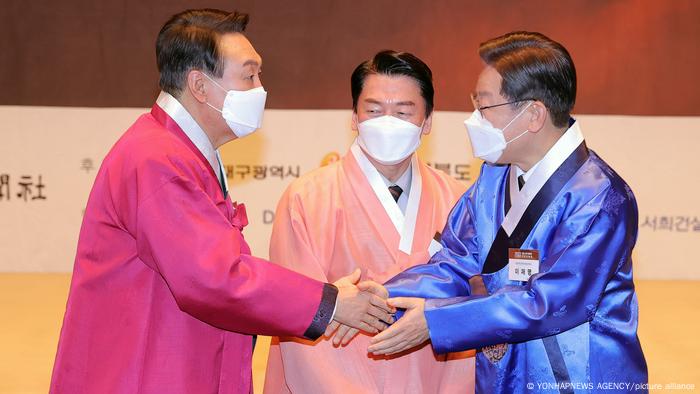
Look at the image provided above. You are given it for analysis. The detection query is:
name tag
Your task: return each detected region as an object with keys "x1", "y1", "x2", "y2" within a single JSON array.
[{"x1": 508, "y1": 248, "x2": 539, "y2": 282}]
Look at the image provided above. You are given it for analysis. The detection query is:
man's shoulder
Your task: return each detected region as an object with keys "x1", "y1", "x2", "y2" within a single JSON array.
[
  {"x1": 584, "y1": 150, "x2": 637, "y2": 215},
  {"x1": 105, "y1": 113, "x2": 192, "y2": 170},
  {"x1": 418, "y1": 160, "x2": 469, "y2": 198},
  {"x1": 283, "y1": 161, "x2": 341, "y2": 201},
  {"x1": 466, "y1": 162, "x2": 508, "y2": 199},
  {"x1": 478, "y1": 162, "x2": 510, "y2": 178},
  {"x1": 587, "y1": 150, "x2": 630, "y2": 185}
]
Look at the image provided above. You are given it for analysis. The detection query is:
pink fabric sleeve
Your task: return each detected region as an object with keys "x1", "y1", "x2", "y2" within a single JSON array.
[{"x1": 135, "y1": 175, "x2": 335, "y2": 338}]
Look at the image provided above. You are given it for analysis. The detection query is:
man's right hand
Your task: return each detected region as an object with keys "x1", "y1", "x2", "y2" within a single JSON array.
[{"x1": 330, "y1": 269, "x2": 394, "y2": 335}]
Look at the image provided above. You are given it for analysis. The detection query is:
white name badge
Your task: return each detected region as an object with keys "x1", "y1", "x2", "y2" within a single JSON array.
[{"x1": 508, "y1": 248, "x2": 540, "y2": 282}]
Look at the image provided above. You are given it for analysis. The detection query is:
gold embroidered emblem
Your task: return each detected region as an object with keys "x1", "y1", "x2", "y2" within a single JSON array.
[{"x1": 482, "y1": 343, "x2": 508, "y2": 363}]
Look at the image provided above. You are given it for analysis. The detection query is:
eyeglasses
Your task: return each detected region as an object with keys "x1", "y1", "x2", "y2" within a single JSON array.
[{"x1": 470, "y1": 94, "x2": 534, "y2": 115}]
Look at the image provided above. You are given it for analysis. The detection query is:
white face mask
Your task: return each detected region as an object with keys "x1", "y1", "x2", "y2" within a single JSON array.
[
  {"x1": 463, "y1": 102, "x2": 532, "y2": 163},
  {"x1": 357, "y1": 115, "x2": 423, "y2": 165},
  {"x1": 204, "y1": 73, "x2": 267, "y2": 138}
]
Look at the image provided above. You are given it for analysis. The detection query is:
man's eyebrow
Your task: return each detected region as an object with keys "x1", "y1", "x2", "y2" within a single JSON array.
[
  {"x1": 362, "y1": 99, "x2": 415, "y2": 106},
  {"x1": 242, "y1": 59, "x2": 260, "y2": 67}
]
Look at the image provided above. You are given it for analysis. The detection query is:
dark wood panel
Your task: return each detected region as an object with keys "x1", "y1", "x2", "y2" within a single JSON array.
[{"x1": 1, "y1": 0, "x2": 698, "y2": 115}]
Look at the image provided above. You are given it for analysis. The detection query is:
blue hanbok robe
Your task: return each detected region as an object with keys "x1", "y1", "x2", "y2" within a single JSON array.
[{"x1": 385, "y1": 120, "x2": 648, "y2": 393}]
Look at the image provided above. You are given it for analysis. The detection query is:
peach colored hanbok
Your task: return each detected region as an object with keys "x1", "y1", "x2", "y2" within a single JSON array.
[{"x1": 264, "y1": 144, "x2": 476, "y2": 394}]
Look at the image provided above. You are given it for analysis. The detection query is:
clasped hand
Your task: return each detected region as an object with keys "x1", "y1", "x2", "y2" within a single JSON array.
[
  {"x1": 327, "y1": 269, "x2": 394, "y2": 345},
  {"x1": 327, "y1": 270, "x2": 430, "y2": 355}
]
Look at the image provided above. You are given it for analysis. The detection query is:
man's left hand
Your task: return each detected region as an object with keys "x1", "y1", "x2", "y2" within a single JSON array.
[{"x1": 367, "y1": 297, "x2": 429, "y2": 355}]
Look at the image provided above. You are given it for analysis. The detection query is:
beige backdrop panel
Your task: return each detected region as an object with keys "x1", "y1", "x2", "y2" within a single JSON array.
[{"x1": 0, "y1": 106, "x2": 697, "y2": 279}]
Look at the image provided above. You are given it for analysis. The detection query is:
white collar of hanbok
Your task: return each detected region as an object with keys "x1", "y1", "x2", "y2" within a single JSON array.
[
  {"x1": 156, "y1": 91, "x2": 228, "y2": 192},
  {"x1": 350, "y1": 140, "x2": 422, "y2": 254},
  {"x1": 502, "y1": 120, "x2": 585, "y2": 236}
]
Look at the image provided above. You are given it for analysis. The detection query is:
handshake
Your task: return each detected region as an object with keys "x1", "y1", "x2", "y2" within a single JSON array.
[{"x1": 327, "y1": 269, "x2": 430, "y2": 356}]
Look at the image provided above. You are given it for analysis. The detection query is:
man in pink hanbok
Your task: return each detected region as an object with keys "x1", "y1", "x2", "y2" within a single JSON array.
[
  {"x1": 264, "y1": 51, "x2": 476, "y2": 393},
  {"x1": 49, "y1": 9, "x2": 393, "y2": 394}
]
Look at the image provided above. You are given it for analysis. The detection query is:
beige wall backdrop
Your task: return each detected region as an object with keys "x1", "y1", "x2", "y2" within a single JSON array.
[
  {"x1": 0, "y1": 106, "x2": 697, "y2": 279},
  {"x1": 3, "y1": 1, "x2": 699, "y2": 116}
]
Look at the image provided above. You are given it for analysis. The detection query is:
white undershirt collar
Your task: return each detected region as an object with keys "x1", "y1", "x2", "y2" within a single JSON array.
[
  {"x1": 378, "y1": 161, "x2": 412, "y2": 214},
  {"x1": 156, "y1": 91, "x2": 228, "y2": 191}
]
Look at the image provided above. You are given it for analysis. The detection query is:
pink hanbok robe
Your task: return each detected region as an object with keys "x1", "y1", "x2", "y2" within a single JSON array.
[
  {"x1": 50, "y1": 103, "x2": 335, "y2": 394},
  {"x1": 264, "y1": 147, "x2": 476, "y2": 393}
]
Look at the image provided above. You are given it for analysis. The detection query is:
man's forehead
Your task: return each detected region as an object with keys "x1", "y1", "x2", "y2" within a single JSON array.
[
  {"x1": 219, "y1": 33, "x2": 262, "y2": 67},
  {"x1": 474, "y1": 66, "x2": 504, "y2": 98},
  {"x1": 476, "y1": 66, "x2": 502, "y2": 88},
  {"x1": 362, "y1": 74, "x2": 421, "y2": 95}
]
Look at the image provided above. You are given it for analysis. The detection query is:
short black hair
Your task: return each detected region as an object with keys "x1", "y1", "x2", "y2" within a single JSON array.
[
  {"x1": 156, "y1": 9, "x2": 249, "y2": 96},
  {"x1": 351, "y1": 50, "x2": 434, "y2": 116},
  {"x1": 479, "y1": 31, "x2": 576, "y2": 128}
]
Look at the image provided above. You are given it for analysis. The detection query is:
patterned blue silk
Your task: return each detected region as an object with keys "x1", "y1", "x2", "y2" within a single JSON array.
[{"x1": 385, "y1": 146, "x2": 648, "y2": 393}]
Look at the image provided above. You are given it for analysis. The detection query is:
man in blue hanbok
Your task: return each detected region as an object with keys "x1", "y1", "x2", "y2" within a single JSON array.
[{"x1": 365, "y1": 31, "x2": 649, "y2": 393}]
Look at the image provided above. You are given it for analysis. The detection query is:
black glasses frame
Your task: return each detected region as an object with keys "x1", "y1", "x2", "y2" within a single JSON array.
[{"x1": 471, "y1": 94, "x2": 535, "y2": 114}]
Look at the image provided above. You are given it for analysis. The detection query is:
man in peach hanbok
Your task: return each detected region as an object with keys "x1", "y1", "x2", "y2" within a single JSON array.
[{"x1": 264, "y1": 51, "x2": 475, "y2": 393}]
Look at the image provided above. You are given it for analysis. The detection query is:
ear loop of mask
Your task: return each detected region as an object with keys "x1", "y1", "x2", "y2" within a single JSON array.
[
  {"x1": 202, "y1": 72, "x2": 227, "y2": 92},
  {"x1": 399, "y1": 115, "x2": 426, "y2": 132},
  {"x1": 503, "y1": 101, "x2": 534, "y2": 144},
  {"x1": 202, "y1": 73, "x2": 227, "y2": 113}
]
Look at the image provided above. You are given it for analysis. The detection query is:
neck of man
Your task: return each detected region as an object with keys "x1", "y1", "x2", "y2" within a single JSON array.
[
  {"x1": 365, "y1": 154, "x2": 412, "y2": 183},
  {"x1": 177, "y1": 92, "x2": 235, "y2": 149},
  {"x1": 513, "y1": 124, "x2": 569, "y2": 172}
]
